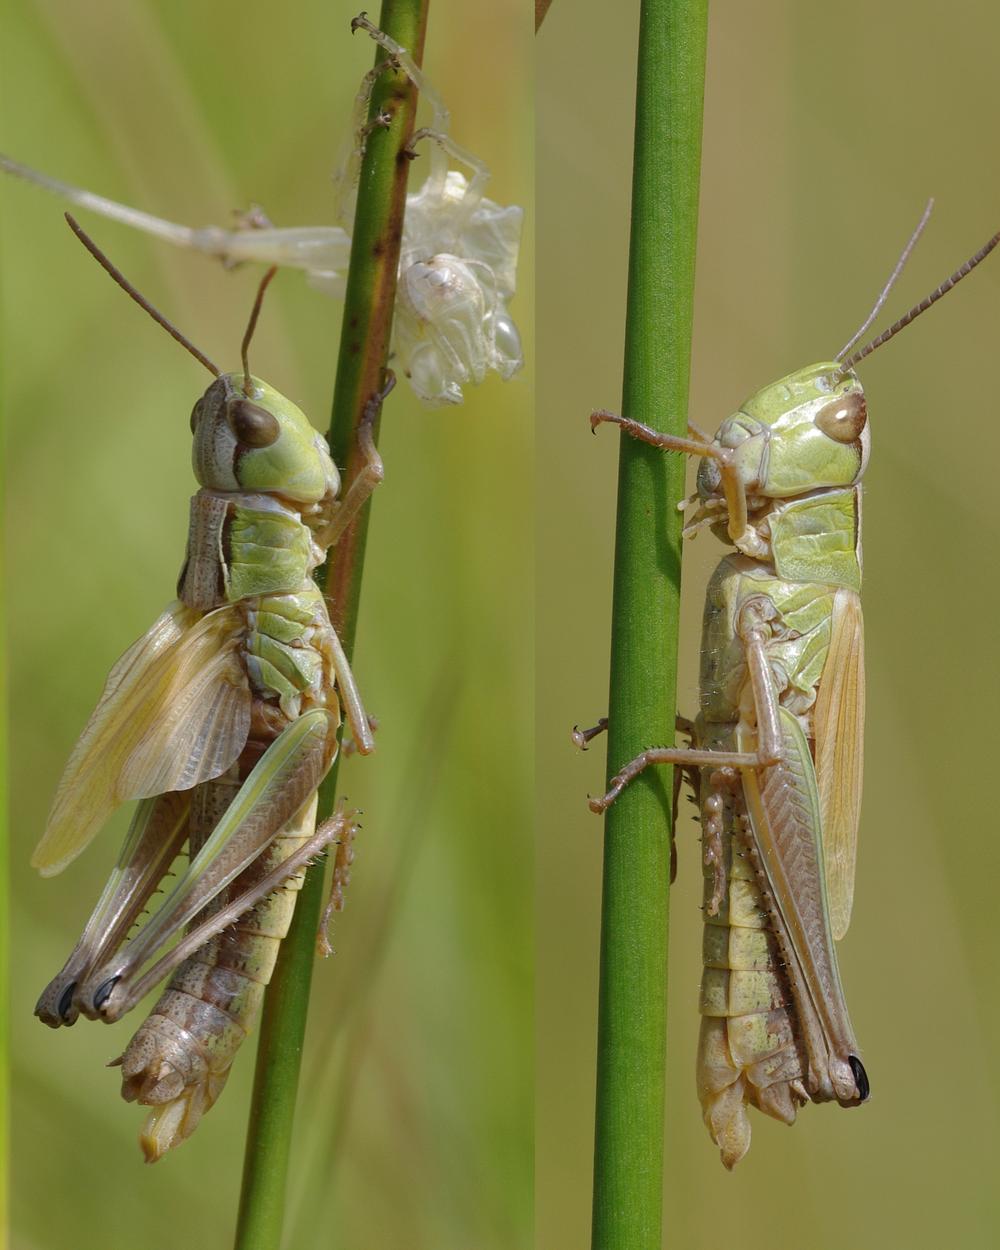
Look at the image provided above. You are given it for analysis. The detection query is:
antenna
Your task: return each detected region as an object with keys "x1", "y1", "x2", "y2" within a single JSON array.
[
  {"x1": 836, "y1": 199, "x2": 934, "y2": 362},
  {"x1": 841, "y1": 227, "x2": 1000, "y2": 369},
  {"x1": 241, "y1": 266, "x2": 278, "y2": 396},
  {"x1": 64, "y1": 213, "x2": 221, "y2": 378}
]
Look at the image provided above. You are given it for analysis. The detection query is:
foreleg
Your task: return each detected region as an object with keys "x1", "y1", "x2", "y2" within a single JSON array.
[
  {"x1": 590, "y1": 409, "x2": 766, "y2": 558},
  {"x1": 319, "y1": 372, "x2": 393, "y2": 548}
]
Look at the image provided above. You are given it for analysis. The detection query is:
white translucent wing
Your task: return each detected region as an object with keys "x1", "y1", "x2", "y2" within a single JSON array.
[
  {"x1": 33, "y1": 602, "x2": 250, "y2": 876},
  {"x1": 813, "y1": 588, "x2": 865, "y2": 940}
]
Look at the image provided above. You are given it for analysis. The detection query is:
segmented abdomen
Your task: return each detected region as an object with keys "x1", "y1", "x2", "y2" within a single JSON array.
[
  {"x1": 696, "y1": 773, "x2": 807, "y2": 1169},
  {"x1": 118, "y1": 765, "x2": 317, "y2": 1162}
]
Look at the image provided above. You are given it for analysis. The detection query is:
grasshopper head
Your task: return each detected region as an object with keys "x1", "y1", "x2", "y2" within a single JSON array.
[
  {"x1": 190, "y1": 372, "x2": 339, "y2": 504},
  {"x1": 697, "y1": 362, "x2": 869, "y2": 505}
]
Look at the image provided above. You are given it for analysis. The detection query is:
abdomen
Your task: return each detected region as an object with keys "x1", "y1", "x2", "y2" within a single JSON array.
[
  {"x1": 696, "y1": 769, "x2": 807, "y2": 1169},
  {"x1": 117, "y1": 769, "x2": 318, "y2": 1161}
]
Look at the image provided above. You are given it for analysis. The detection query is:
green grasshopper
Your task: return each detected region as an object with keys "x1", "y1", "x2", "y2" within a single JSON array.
[
  {"x1": 579, "y1": 210, "x2": 999, "y2": 1167},
  {"x1": 32, "y1": 214, "x2": 383, "y2": 1161}
]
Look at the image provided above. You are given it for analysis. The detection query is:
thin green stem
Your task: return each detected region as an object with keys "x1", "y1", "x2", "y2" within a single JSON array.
[
  {"x1": 591, "y1": 3, "x2": 708, "y2": 1249},
  {"x1": 233, "y1": 3, "x2": 428, "y2": 1247},
  {"x1": 0, "y1": 535, "x2": 7, "y2": 1239}
]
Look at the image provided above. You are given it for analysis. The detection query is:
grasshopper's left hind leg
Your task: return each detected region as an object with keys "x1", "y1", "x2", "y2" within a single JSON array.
[
  {"x1": 74, "y1": 707, "x2": 342, "y2": 1022},
  {"x1": 120, "y1": 793, "x2": 360, "y2": 1161},
  {"x1": 575, "y1": 714, "x2": 698, "y2": 882},
  {"x1": 35, "y1": 791, "x2": 191, "y2": 1027},
  {"x1": 588, "y1": 602, "x2": 784, "y2": 814},
  {"x1": 587, "y1": 724, "x2": 758, "y2": 815}
]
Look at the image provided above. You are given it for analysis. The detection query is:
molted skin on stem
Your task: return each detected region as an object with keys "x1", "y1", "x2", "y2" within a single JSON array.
[
  {"x1": 392, "y1": 169, "x2": 524, "y2": 404},
  {"x1": 0, "y1": 16, "x2": 524, "y2": 408}
]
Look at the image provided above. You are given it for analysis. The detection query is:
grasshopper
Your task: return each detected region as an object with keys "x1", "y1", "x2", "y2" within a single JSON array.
[
  {"x1": 578, "y1": 210, "x2": 999, "y2": 1167},
  {"x1": 0, "y1": 14, "x2": 523, "y2": 407},
  {"x1": 32, "y1": 214, "x2": 383, "y2": 1161}
]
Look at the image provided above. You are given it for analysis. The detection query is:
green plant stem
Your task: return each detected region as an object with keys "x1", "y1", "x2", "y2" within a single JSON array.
[
  {"x1": 233, "y1": 3, "x2": 428, "y2": 1247},
  {"x1": 591, "y1": 3, "x2": 707, "y2": 1249},
  {"x1": 0, "y1": 526, "x2": 7, "y2": 1239}
]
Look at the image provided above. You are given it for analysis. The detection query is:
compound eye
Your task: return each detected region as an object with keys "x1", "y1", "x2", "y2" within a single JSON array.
[
  {"x1": 189, "y1": 399, "x2": 204, "y2": 433},
  {"x1": 814, "y1": 392, "x2": 867, "y2": 443},
  {"x1": 228, "y1": 399, "x2": 280, "y2": 448}
]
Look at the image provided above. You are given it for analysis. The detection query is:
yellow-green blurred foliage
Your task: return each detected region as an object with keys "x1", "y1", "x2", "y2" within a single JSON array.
[
  {"x1": 539, "y1": 4, "x2": 1000, "y2": 1249},
  {"x1": 7, "y1": 1, "x2": 1000, "y2": 1247},
  {"x1": 2, "y1": 2, "x2": 532, "y2": 1247}
]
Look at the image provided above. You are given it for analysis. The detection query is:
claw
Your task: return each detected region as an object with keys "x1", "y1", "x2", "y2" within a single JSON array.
[
  {"x1": 573, "y1": 716, "x2": 608, "y2": 750},
  {"x1": 57, "y1": 981, "x2": 78, "y2": 1022},
  {"x1": 93, "y1": 976, "x2": 119, "y2": 1014}
]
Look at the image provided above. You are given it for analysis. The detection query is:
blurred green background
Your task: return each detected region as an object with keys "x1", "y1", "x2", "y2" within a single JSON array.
[
  {"x1": 538, "y1": 3, "x2": 1000, "y2": 1249},
  {"x1": 6, "y1": 1, "x2": 1000, "y2": 1248},
  {"x1": 1, "y1": 1, "x2": 531, "y2": 1247}
]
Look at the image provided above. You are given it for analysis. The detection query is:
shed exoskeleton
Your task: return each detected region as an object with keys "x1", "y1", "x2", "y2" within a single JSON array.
[{"x1": 0, "y1": 14, "x2": 523, "y2": 407}]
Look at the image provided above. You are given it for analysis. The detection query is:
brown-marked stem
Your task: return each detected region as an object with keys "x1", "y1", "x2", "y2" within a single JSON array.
[{"x1": 233, "y1": 3, "x2": 428, "y2": 1247}]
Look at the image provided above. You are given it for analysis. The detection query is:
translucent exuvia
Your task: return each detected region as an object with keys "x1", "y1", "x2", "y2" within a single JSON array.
[{"x1": 0, "y1": 16, "x2": 523, "y2": 407}]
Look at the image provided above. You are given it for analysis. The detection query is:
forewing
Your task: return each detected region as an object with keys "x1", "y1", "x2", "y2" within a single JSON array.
[
  {"x1": 813, "y1": 588, "x2": 865, "y2": 940},
  {"x1": 739, "y1": 710, "x2": 861, "y2": 1088},
  {"x1": 33, "y1": 602, "x2": 250, "y2": 876}
]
